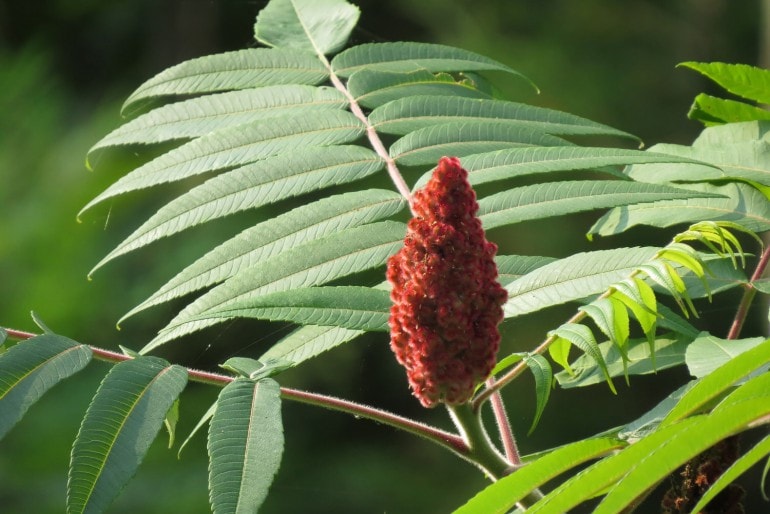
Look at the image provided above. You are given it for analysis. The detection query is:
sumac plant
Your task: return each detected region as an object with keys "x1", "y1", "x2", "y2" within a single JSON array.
[{"x1": 4, "y1": 1, "x2": 770, "y2": 512}]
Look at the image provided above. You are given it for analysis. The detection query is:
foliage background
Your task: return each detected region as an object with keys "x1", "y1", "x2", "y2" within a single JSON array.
[{"x1": 0, "y1": 1, "x2": 764, "y2": 512}]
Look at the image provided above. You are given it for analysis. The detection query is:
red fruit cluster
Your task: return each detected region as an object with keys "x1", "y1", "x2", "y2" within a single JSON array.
[{"x1": 386, "y1": 157, "x2": 507, "y2": 408}]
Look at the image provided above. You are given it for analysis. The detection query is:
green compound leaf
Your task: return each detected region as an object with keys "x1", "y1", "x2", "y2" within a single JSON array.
[
  {"x1": 208, "y1": 378, "x2": 283, "y2": 514},
  {"x1": 524, "y1": 354, "x2": 553, "y2": 434},
  {"x1": 197, "y1": 286, "x2": 391, "y2": 332},
  {"x1": 92, "y1": 146, "x2": 384, "y2": 273},
  {"x1": 332, "y1": 41, "x2": 532, "y2": 82},
  {"x1": 679, "y1": 61, "x2": 770, "y2": 105},
  {"x1": 391, "y1": 121, "x2": 568, "y2": 166},
  {"x1": 80, "y1": 110, "x2": 364, "y2": 217},
  {"x1": 369, "y1": 96, "x2": 634, "y2": 139},
  {"x1": 122, "y1": 48, "x2": 328, "y2": 116},
  {"x1": 67, "y1": 357, "x2": 188, "y2": 514},
  {"x1": 453, "y1": 437, "x2": 623, "y2": 514},
  {"x1": 122, "y1": 189, "x2": 404, "y2": 323},
  {"x1": 0, "y1": 334, "x2": 92, "y2": 440},
  {"x1": 503, "y1": 247, "x2": 660, "y2": 318},
  {"x1": 254, "y1": 0, "x2": 359, "y2": 55},
  {"x1": 92, "y1": 85, "x2": 346, "y2": 157},
  {"x1": 348, "y1": 69, "x2": 493, "y2": 109},
  {"x1": 477, "y1": 181, "x2": 716, "y2": 231},
  {"x1": 142, "y1": 221, "x2": 405, "y2": 352}
]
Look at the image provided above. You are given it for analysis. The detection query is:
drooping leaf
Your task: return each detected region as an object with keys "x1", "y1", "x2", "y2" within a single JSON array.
[
  {"x1": 579, "y1": 297, "x2": 629, "y2": 354},
  {"x1": 589, "y1": 182, "x2": 770, "y2": 236},
  {"x1": 254, "y1": 0, "x2": 360, "y2": 55},
  {"x1": 679, "y1": 61, "x2": 770, "y2": 104},
  {"x1": 555, "y1": 335, "x2": 691, "y2": 389},
  {"x1": 92, "y1": 86, "x2": 347, "y2": 157},
  {"x1": 122, "y1": 48, "x2": 328, "y2": 115},
  {"x1": 548, "y1": 323, "x2": 615, "y2": 393},
  {"x1": 208, "y1": 378, "x2": 283, "y2": 514},
  {"x1": 0, "y1": 334, "x2": 92, "y2": 440},
  {"x1": 348, "y1": 69, "x2": 493, "y2": 109},
  {"x1": 391, "y1": 121, "x2": 569, "y2": 166},
  {"x1": 195, "y1": 286, "x2": 391, "y2": 331},
  {"x1": 477, "y1": 180, "x2": 717, "y2": 231},
  {"x1": 121, "y1": 189, "x2": 404, "y2": 322},
  {"x1": 368, "y1": 96, "x2": 635, "y2": 139},
  {"x1": 91, "y1": 146, "x2": 384, "y2": 272},
  {"x1": 524, "y1": 354, "x2": 553, "y2": 434},
  {"x1": 332, "y1": 42, "x2": 532, "y2": 82},
  {"x1": 685, "y1": 333, "x2": 767, "y2": 378},
  {"x1": 503, "y1": 247, "x2": 659, "y2": 318},
  {"x1": 453, "y1": 437, "x2": 623, "y2": 514},
  {"x1": 80, "y1": 110, "x2": 365, "y2": 216},
  {"x1": 660, "y1": 338, "x2": 770, "y2": 426},
  {"x1": 142, "y1": 221, "x2": 405, "y2": 351},
  {"x1": 688, "y1": 93, "x2": 770, "y2": 126},
  {"x1": 67, "y1": 357, "x2": 188, "y2": 514}
]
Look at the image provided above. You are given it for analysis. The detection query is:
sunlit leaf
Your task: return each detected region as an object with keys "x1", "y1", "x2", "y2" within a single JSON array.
[
  {"x1": 679, "y1": 61, "x2": 770, "y2": 104},
  {"x1": 453, "y1": 437, "x2": 623, "y2": 514},
  {"x1": 688, "y1": 93, "x2": 770, "y2": 126},
  {"x1": 524, "y1": 354, "x2": 552, "y2": 434}
]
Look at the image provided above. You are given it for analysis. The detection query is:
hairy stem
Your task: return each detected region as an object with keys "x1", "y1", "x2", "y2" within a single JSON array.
[
  {"x1": 317, "y1": 52, "x2": 415, "y2": 210},
  {"x1": 484, "y1": 377, "x2": 521, "y2": 465},
  {"x1": 4, "y1": 328, "x2": 466, "y2": 457},
  {"x1": 727, "y1": 242, "x2": 770, "y2": 339}
]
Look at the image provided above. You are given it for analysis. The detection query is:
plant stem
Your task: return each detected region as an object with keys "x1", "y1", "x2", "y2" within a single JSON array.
[
  {"x1": 317, "y1": 52, "x2": 415, "y2": 211},
  {"x1": 4, "y1": 327, "x2": 466, "y2": 457},
  {"x1": 448, "y1": 403, "x2": 544, "y2": 508},
  {"x1": 484, "y1": 377, "x2": 521, "y2": 465},
  {"x1": 727, "y1": 242, "x2": 770, "y2": 339}
]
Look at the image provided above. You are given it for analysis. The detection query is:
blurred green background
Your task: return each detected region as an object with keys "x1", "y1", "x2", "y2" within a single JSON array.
[{"x1": 0, "y1": 1, "x2": 766, "y2": 512}]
